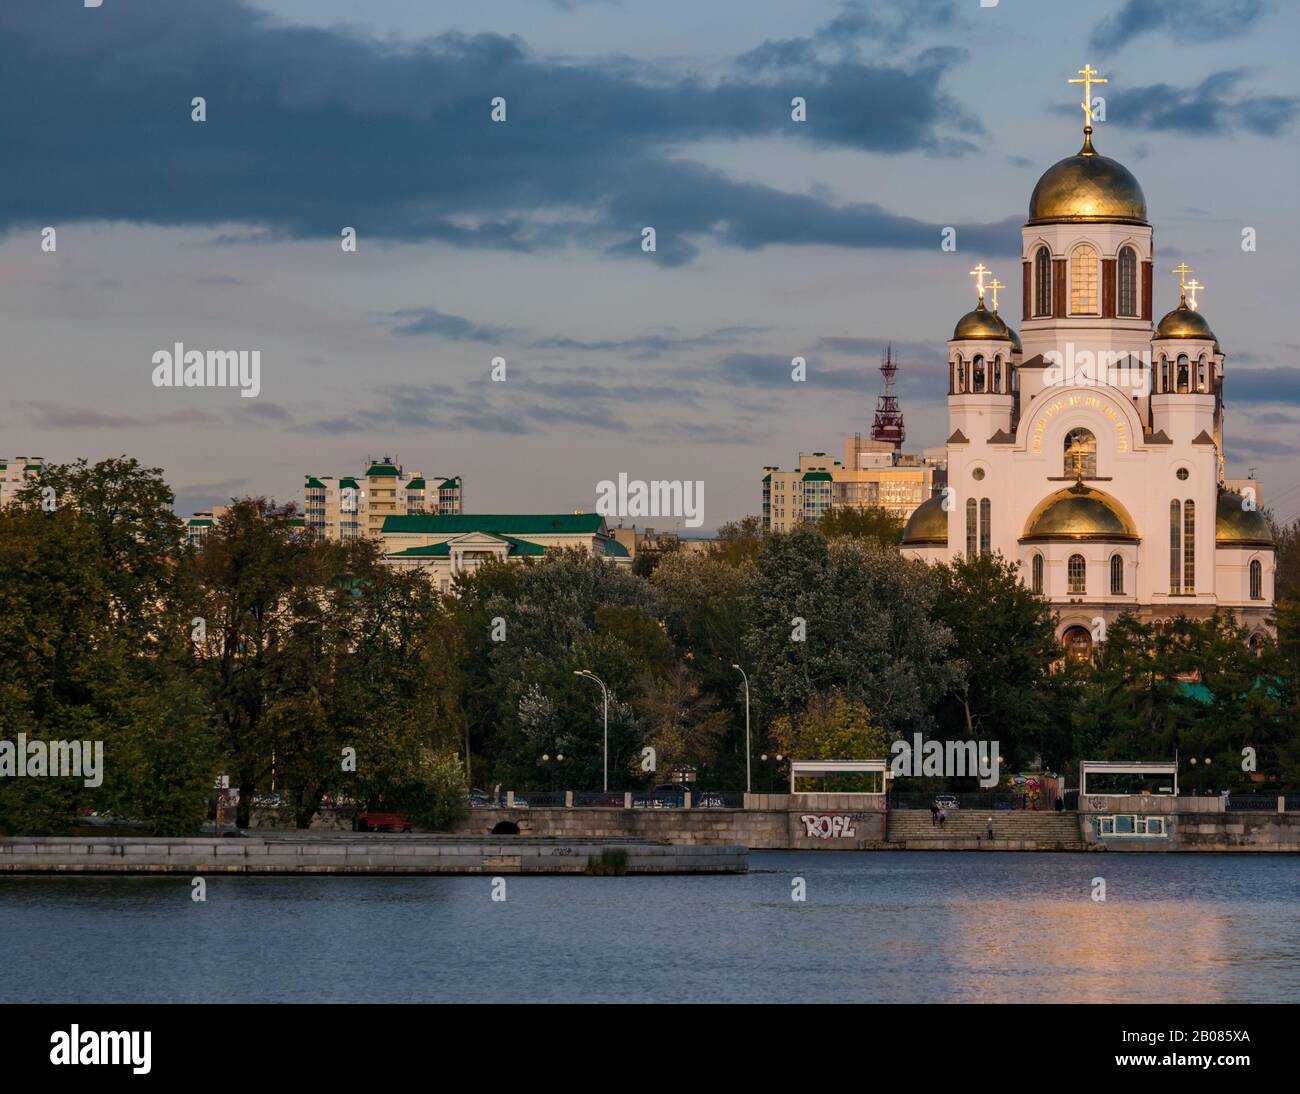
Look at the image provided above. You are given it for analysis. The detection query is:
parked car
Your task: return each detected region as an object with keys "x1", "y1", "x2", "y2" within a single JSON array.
[
  {"x1": 933, "y1": 794, "x2": 959, "y2": 811},
  {"x1": 645, "y1": 783, "x2": 690, "y2": 807},
  {"x1": 468, "y1": 788, "x2": 492, "y2": 808},
  {"x1": 352, "y1": 811, "x2": 413, "y2": 832}
]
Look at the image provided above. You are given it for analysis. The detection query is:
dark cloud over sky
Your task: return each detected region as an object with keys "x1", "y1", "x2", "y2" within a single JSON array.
[
  {"x1": 0, "y1": 0, "x2": 1011, "y2": 263},
  {"x1": 1090, "y1": 0, "x2": 1266, "y2": 52}
]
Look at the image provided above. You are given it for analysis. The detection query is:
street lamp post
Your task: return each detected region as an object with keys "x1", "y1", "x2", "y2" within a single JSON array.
[
  {"x1": 574, "y1": 670, "x2": 609, "y2": 793},
  {"x1": 732, "y1": 664, "x2": 751, "y2": 795}
]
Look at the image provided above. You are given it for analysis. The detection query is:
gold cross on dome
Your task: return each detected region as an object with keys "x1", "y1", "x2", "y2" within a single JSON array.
[
  {"x1": 988, "y1": 277, "x2": 1005, "y2": 312},
  {"x1": 1185, "y1": 278, "x2": 1203, "y2": 310},
  {"x1": 1069, "y1": 64, "x2": 1108, "y2": 124},
  {"x1": 969, "y1": 263, "x2": 990, "y2": 303},
  {"x1": 1172, "y1": 262, "x2": 1193, "y2": 301}
]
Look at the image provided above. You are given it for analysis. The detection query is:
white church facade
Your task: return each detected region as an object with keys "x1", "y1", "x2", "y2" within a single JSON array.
[{"x1": 901, "y1": 68, "x2": 1275, "y2": 658}]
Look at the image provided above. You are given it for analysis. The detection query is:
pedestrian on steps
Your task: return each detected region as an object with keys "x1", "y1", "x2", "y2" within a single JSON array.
[
  {"x1": 938, "y1": 806, "x2": 947, "y2": 829},
  {"x1": 930, "y1": 802, "x2": 939, "y2": 827},
  {"x1": 986, "y1": 817, "x2": 994, "y2": 840}
]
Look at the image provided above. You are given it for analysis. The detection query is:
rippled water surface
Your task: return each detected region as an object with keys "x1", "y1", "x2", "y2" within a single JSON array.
[{"x1": 2, "y1": 852, "x2": 1297, "y2": 1002}]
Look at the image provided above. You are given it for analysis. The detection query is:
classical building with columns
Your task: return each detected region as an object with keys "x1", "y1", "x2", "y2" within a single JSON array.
[{"x1": 901, "y1": 69, "x2": 1274, "y2": 657}]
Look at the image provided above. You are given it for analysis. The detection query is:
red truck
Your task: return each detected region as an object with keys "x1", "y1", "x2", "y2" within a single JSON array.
[{"x1": 352, "y1": 811, "x2": 413, "y2": 833}]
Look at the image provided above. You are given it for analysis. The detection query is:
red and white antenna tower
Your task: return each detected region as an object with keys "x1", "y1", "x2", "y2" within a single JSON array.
[{"x1": 871, "y1": 344, "x2": 905, "y2": 449}]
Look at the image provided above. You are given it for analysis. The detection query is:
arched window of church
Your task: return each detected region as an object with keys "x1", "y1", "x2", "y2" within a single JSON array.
[
  {"x1": 1158, "y1": 356, "x2": 1168, "y2": 393},
  {"x1": 1197, "y1": 355, "x2": 1208, "y2": 392},
  {"x1": 1177, "y1": 354, "x2": 1190, "y2": 393},
  {"x1": 1070, "y1": 243, "x2": 1099, "y2": 315},
  {"x1": 1067, "y1": 554, "x2": 1086, "y2": 595},
  {"x1": 1169, "y1": 500, "x2": 1182, "y2": 593},
  {"x1": 1110, "y1": 553, "x2": 1124, "y2": 595},
  {"x1": 1250, "y1": 559, "x2": 1262, "y2": 600},
  {"x1": 1184, "y1": 498, "x2": 1196, "y2": 594},
  {"x1": 973, "y1": 355, "x2": 985, "y2": 393},
  {"x1": 1034, "y1": 246, "x2": 1052, "y2": 316},
  {"x1": 1064, "y1": 428, "x2": 1097, "y2": 478},
  {"x1": 993, "y1": 356, "x2": 1002, "y2": 393},
  {"x1": 1032, "y1": 553, "x2": 1044, "y2": 594},
  {"x1": 1117, "y1": 245, "x2": 1138, "y2": 316},
  {"x1": 979, "y1": 498, "x2": 991, "y2": 556},
  {"x1": 965, "y1": 498, "x2": 978, "y2": 558},
  {"x1": 1248, "y1": 632, "x2": 1261, "y2": 658}
]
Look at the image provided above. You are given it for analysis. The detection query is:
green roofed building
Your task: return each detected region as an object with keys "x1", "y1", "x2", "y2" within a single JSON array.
[
  {"x1": 383, "y1": 512, "x2": 630, "y2": 591},
  {"x1": 302, "y1": 457, "x2": 463, "y2": 543}
]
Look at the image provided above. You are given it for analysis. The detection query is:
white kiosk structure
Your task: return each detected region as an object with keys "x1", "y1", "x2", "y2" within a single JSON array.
[
  {"x1": 1079, "y1": 760, "x2": 1178, "y2": 798},
  {"x1": 789, "y1": 760, "x2": 887, "y2": 795}
]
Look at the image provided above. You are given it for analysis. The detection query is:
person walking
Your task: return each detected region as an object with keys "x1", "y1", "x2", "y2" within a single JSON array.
[
  {"x1": 930, "y1": 802, "x2": 939, "y2": 827},
  {"x1": 938, "y1": 806, "x2": 947, "y2": 829},
  {"x1": 986, "y1": 817, "x2": 994, "y2": 840}
]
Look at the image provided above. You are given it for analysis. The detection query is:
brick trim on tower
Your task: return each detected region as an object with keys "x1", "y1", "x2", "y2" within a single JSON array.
[
  {"x1": 1052, "y1": 258, "x2": 1067, "y2": 317},
  {"x1": 1102, "y1": 258, "x2": 1117, "y2": 318},
  {"x1": 1141, "y1": 261, "x2": 1153, "y2": 321}
]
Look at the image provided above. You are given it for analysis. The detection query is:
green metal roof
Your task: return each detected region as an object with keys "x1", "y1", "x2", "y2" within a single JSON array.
[
  {"x1": 388, "y1": 532, "x2": 548, "y2": 559},
  {"x1": 305, "y1": 476, "x2": 326, "y2": 489},
  {"x1": 406, "y1": 478, "x2": 426, "y2": 490},
  {"x1": 439, "y1": 477, "x2": 461, "y2": 489},
  {"x1": 24, "y1": 464, "x2": 42, "y2": 472},
  {"x1": 339, "y1": 478, "x2": 359, "y2": 490},
  {"x1": 383, "y1": 513, "x2": 605, "y2": 535},
  {"x1": 762, "y1": 473, "x2": 771, "y2": 482},
  {"x1": 802, "y1": 471, "x2": 833, "y2": 482},
  {"x1": 187, "y1": 518, "x2": 214, "y2": 527},
  {"x1": 366, "y1": 464, "x2": 400, "y2": 477},
  {"x1": 604, "y1": 538, "x2": 630, "y2": 558}
]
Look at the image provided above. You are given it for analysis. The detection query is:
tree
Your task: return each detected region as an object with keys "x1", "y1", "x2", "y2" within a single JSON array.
[
  {"x1": 769, "y1": 694, "x2": 887, "y2": 791},
  {"x1": 929, "y1": 552, "x2": 1060, "y2": 768},
  {"x1": 633, "y1": 664, "x2": 730, "y2": 779},
  {"x1": 818, "y1": 505, "x2": 902, "y2": 545},
  {"x1": 713, "y1": 515, "x2": 765, "y2": 567},
  {"x1": 0, "y1": 460, "x2": 214, "y2": 836},
  {"x1": 743, "y1": 528, "x2": 962, "y2": 736}
]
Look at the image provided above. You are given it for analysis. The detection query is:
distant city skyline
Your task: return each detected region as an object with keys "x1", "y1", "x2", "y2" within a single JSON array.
[{"x1": 2, "y1": 0, "x2": 1297, "y2": 529}]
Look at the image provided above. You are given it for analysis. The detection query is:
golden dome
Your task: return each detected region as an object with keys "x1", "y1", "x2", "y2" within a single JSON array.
[
  {"x1": 1216, "y1": 491, "x2": 1273, "y2": 547},
  {"x1": 1155, "y1": 301, "x2": 1216, "y2": 341},
  {"x1": 901, "y1": 493, "x2": 948, "y2": 546},
  {"x1": 1001, "y1": 316, "x2": 1022, "y2": 353},
  {"x1": 953, "y1": 300, "x2": 1013, "y2": 342},
  {"x1": 1021, "y1": 483, "x2": 1139, "y2": 542},
  {"x1": 1027, "y1": 131, "x2": 1148, "y2": 226}
]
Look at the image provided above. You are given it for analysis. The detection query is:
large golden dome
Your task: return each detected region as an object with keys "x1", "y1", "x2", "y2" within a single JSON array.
[
  {"x1": 901, "y1": 494, "x2": 948, "y2": 546},
  {"x1": 1028, "y1": 131, "x2": 1148, "y2": 226},
  {"x1": 1155, "y1": 301, "x2": 1216, "y2": 341},
  {"x1": 952, "y1": 300, "x2": 1013, "y2": 342},
  {"x1": 1216, "y1": 491, "x2": 1273, "y2": 547},
  {"x1": 1022, "y1": 483, "x2": 1139, "y2": 542}
]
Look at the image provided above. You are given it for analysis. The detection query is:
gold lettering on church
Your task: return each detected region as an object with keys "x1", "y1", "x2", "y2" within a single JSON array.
[{"x1": 1030, "y1": 398, "x2": 1127, "y2": 454}]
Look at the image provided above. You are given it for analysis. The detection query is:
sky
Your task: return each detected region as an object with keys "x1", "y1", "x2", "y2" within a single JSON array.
[{"x1": 2, "y1": 0, "x2": 1298, "y2": 528}]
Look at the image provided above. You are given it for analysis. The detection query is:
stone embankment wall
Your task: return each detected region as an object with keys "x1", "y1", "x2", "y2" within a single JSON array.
[{"x1": 0, "y1": 835, "x2": 747, "y2": 874}]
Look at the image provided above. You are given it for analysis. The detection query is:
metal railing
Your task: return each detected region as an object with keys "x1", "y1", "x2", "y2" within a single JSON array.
[{"x1": 1227, "y1": 794, "x2": 1284, "y2": 811}]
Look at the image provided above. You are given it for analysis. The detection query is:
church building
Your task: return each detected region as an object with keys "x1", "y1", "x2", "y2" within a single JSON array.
[{"x1": 901, "y1": 67, "x2": 1275, "y2": 658}]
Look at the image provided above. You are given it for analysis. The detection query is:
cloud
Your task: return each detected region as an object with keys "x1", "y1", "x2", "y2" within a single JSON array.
[
  {"x1": 1110, "y1": 71, "x2": 1297, "y2": 137},
  {"x1": 1226, "y1": 368, "x2": 1300, "y2": 405},
  {"x1": 21, "y1": 403, "x2": 217, "y2": 429},
  {"x1": 0, "y1": 0, "x2": 1014, "y2": 264},
  {"x1": 388, "y1": 308, "x2": 512, "y2": 341},
  {"x1": 1090, "y1": 0, "x2": 1266, "y2": 51}
]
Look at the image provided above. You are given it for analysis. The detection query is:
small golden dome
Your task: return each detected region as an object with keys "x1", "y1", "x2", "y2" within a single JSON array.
[
  {"x1": 901, "y1": 494, "x2": 947, "y2": 546},
  {"x1": 1028, "y1": 131, "x2": 1148, "y2": 226},
  {"x1": 953, "y1": 300, "x2": 1013, "y2": 342},
  {"x1": 1216, "y1": 491, "x2": 1273, "y2": 547},
  {"x1": 1000, "y1": 315, "x2": 1022, "y2": 353},
  {"x1": 1022, "y1": 483, "x2": 1139, "y2": 541},
  {"x1": 1155, "y1": 301, "x2": 1216, "y2": 341}
]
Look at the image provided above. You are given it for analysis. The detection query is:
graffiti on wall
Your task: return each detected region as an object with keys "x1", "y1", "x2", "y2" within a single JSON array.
[{"x1": 800, "y1": 814, "x2": 857, "y2": 839}]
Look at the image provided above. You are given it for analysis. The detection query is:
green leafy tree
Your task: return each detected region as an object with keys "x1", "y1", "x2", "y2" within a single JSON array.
[
  {"x1": 817, "y1": 506, "x2": 902, "y2": 544},
  {"x1": 743, "y1": 528, "x2": 962, "y2": 736},
  {"x1": 929, "y1": 552, "x2": 1060, "y2": 768}
]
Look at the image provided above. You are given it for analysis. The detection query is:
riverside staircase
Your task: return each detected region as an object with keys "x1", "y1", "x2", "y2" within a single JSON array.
[{"x1": 885, "y1": 808, "x2": 1087, "y2": 851}]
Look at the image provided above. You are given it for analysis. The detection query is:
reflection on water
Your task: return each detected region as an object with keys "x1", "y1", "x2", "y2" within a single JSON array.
[{"x1": 0, "y1": 851, "x2": 1296, "y2": 1003}]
